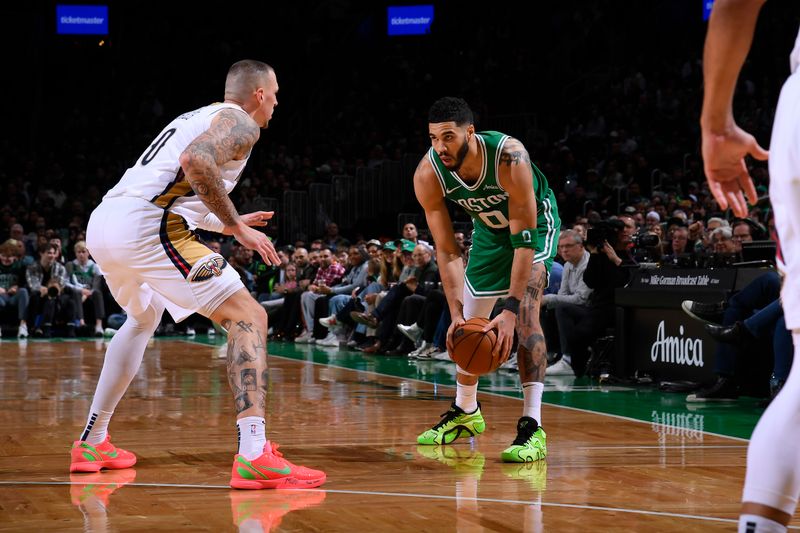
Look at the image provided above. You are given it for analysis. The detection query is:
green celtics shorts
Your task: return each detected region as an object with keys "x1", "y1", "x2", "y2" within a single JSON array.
[{"x1": 464, "y1": 211, "x2": 560, "y2": 299}]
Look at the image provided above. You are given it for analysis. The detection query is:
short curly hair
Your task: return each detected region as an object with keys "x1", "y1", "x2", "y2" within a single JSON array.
[{"x1": 428, "y1": 97, "x2": 473, "y2": 126}]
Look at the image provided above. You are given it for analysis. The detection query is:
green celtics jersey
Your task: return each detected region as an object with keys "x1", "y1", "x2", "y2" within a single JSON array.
[{"x1": 427, "y1": 131, "x2": 560, "y2": 298}]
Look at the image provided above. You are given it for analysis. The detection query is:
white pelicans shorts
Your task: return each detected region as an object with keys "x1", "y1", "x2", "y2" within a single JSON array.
[{"x1": 86, "y1": 197, "x2": 243, "y2": 322}]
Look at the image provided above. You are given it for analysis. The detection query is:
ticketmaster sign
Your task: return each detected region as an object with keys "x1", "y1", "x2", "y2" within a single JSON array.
[
  {"x1": 388, "y1": 5, "x2": 433, "y2": 36},
  {"x1": 57, "y1": 5, "x2": 108, "y2": 35}
]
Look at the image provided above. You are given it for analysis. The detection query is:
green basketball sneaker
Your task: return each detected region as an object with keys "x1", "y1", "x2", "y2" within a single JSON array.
[
  {"x1": 501, "y1": 417, "x2": 547, "y2": 463},
  {"x1": 417, "y1": 402, "x2": 486, "y2": 445}
]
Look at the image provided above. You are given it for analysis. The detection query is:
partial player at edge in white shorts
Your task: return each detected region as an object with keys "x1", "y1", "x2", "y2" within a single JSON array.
[{"x1": 740, "y1": 66, "x2": 800, "y2": 521}]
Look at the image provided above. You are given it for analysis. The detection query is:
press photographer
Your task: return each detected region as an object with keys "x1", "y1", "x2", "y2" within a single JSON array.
[
  {"x1": 556, "y1": 215, "x2": 639, "y2": 375},
  {"x1": 25, "y1": 242, "x2": 78, "y2": 337}
]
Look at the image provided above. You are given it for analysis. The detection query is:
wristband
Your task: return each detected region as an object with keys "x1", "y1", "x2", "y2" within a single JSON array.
[
  {"x1": 510, "y1": 228, "x2": 538, "y2": 249},
  {"x1": 503, "y1": 296, "x2": 521, "y2": 315}
]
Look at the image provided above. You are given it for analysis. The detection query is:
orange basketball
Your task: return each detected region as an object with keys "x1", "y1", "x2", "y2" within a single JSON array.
[{"x1": 450, "y1": 317, "x2": 503, "y2": 375}]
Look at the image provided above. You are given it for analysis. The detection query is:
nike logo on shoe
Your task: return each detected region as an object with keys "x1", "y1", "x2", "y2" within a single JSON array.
[
  {"x1": 255, "y1": 464, "x2": 291, "y2": 475},
  {"x1": 237, "y1": 456, "x2": 292, "y2": 476}
]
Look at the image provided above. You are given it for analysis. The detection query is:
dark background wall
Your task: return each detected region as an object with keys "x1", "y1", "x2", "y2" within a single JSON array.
[{"x1": 2, "y1": 1, "x2": 798, "y2": 240}]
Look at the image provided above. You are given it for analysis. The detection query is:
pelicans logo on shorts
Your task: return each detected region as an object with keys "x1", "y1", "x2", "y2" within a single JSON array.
[{"x1": 190, "y1": 256, "x2": 228, "y2": 282}]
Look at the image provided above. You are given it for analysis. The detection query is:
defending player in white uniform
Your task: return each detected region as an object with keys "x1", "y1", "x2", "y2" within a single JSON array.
[
  {"x1": 701, "y1": 2, "x2": 800, "y2": 531},
  {"x1": 70, "y1": 60, "x2": 326, "y2": 490}
]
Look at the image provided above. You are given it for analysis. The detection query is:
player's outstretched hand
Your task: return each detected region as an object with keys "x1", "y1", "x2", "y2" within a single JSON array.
[
  {"x1": 240, "y1": 211, "x2": 274, "y2": 228},
  {"x1": 233, "y1": 223, "x2": 280, "y2": 266},
  {"x1": 701, "y1": 123, "x2": 768, "y2": 218}
]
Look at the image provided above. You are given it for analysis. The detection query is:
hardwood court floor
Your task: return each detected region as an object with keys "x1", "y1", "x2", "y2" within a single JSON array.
[{"x1": 0, "y1": 337, "x2": 796, "y2": 531}]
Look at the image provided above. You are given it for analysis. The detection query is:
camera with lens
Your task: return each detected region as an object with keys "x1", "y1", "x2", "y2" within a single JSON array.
[
  {"x1": 45, "y1": 278, "x2": 63, "y2": 298},
  {"x1": 632, "y1": 232, "x2": 660, "y2": 248},
  {"x1": 585, "y1": 219, "x2": 625, "y2": 249}
]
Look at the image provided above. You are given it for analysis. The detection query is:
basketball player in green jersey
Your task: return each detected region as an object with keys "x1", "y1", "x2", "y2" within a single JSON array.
[{"x1": 414, "y1": 97, "x2": 560, "y2": 462}]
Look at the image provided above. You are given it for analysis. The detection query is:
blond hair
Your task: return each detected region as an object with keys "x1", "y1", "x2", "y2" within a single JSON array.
[{"x1": 0, "y1": 239, "x2": 19, "y2": 257}]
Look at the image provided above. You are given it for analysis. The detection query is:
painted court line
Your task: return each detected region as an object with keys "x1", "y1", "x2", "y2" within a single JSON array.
[
  {"x1": 0, "y1": 480, "x2": 768, "y2": 527},
  {"x1": 251, "y1": 348, "x2": 751, "y2": 443},
  {"x1": 577, "y1": 445, "x2": 747, "y2": 450}
]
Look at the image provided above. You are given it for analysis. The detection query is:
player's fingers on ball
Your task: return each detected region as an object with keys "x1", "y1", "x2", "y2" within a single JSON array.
[
  {"x1": 501, "y1": 337, "x2": 512, "y2": 361},
  {"x1": 492, "y1": 332, "x2": 505, "y2": 358}
]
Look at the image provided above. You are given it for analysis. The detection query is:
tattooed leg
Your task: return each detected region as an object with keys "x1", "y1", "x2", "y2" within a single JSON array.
[
  {"x1": 516, "y1": 263, "x2": 549, "y2": 383},
  {"x1": 210, "y1": 292, "x2": 270, "y2": 420},
  {"x1": 224, "y1": 320, "x2": 269, "y2": 417}
]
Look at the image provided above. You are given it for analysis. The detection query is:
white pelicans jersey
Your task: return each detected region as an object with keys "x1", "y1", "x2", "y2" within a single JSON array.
[{"x1": 104, "y1": 102, "x2": 250, "y2": 230}]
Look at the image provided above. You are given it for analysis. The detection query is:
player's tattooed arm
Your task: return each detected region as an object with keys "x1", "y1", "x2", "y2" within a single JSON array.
[
  {"x1": 180, "y1": 109, "x2": 260, "y2": 227},
  {"x1": 498, "y1": 138, "x2": 531, "y2": 167}
]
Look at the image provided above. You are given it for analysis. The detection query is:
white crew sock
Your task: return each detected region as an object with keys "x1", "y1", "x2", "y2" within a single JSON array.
[
  {"x1": 237, "y1": 417, "x2": 266, "y2": 460},
  {"x1": 738, "y1": 514, "x2": 787, "y2": 533},
  {"x1": 455, "y1": 381, "x2": 478, "y2": 413},
  {"x1": 522, "y1": 382, "x2": 544, "y2": 424}
]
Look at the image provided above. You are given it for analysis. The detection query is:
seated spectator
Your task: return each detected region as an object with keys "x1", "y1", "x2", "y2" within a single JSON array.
[
  {"x1": 543, "y1": 230, "x2": 593, "y2": 376},
  {"x1": 705, "y1": 299, "x2": 791, "y2": 406},
  {"x1": 319, "y1": 257, "x2": 388, "y2": 347},
  {"x1": 255, "y1": 247, "x2": 292, "y2": 302},
  {"x1": 662, "y1": 226, "x2": 697, "y2": 267},
  {"x1": 294, "y1": 247, "x2": 346, "y2": 343},
  {"x1": 732, "y1": 219, "x2": 754, "y2": 252},
  {"x1": 684, "y1": 271, "x2": 785, "y2": 402},
  {"x1": 272, "y1": 262, "x2": 299, "y2": 297},
  {"x1": 268, "y1": 252, "x2": 317, "y2": 341},
  {"x1": 313, "y1": 246, "x2": 370, "y2": 347},
  {"x1": 399, "y1": 287, "x2": 447, "y2": 359},
  {"x1": 402, "y1": 222, "x2": 431, "y2": 247},
  {"x1": 27, "y1": 242, "x2": 77, "y2": 337},
  {"x1": 66, "y1": 240, "x2": 105, "y2": 336},
  {"x1": 351, "y1": 243, "x2": 439, "y2": 354},
  {"x1": 228, "y1": 246, "x2": 256, "y2": 294},
  {"x1": 292, "y1": 247, "x2": 317, "y2": 289},
  {"x1": 708, "y1": 226, "x2": 738, "y2": 265},
  {"x1": 0, "y1": 239, "x2": 30, "y2": 338},
  {"x1": 365, "y1": 239, "x2": 382, "y2": 259},
  {"x1": 568, "y1": 217, "x2": 636, "y2": 375},
  {"x1": 10, "y1": 224, "x2": 35, "y2": 261}
]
